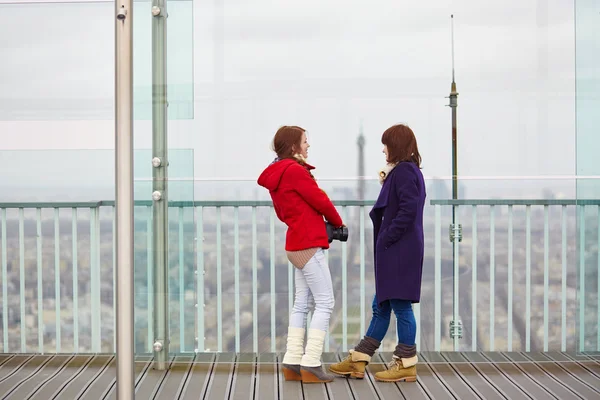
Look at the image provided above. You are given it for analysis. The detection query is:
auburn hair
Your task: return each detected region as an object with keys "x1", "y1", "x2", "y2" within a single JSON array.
[
  {"x1": 272, "y1": 125, "x2": 305, "y2": 159},
  {"x1": 381, "y1": 124, "x2": 421, "y2": 168}
]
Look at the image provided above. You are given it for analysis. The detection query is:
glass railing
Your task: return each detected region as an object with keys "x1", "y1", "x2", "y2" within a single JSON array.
[
  {"x1": 1, "y1": 177, "x2": 597, "y2": 355},
  {"x1": 0, "y1": 0, "x2": 194, "y2": 121}
]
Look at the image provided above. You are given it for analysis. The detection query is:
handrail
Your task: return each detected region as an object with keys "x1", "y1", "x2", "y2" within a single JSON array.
[
  {"x1": 1, "y1": 199, "x2": 598, "y2": 208},
  {"x1": 0, "y1": 200, "x2": 377, "y2": 208},
  {"x1": 430, "y1": 199, "x2": 600, "y2": 206}
]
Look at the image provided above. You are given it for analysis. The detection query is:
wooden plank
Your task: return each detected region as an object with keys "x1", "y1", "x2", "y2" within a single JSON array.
[
  {"x1": 5, "y1": 351, "x2": 598, "y2": 400},
  {"x1": 480, "y1": 352, "x2": 516, "y2": 364},
  {"x1": 521, "y1": 353, "x2": 600, "y2": 399},
  {"x1": 582, "y1": 352, "x2": 600, "y2": 360},
  {"x1": 481, "y1": 353, "x2": 555, "y2": 399},
  {"x1": 76, "y1": 356, "x2": 118, "y2": 399},
  {"x1": 256, "y1": 353, "x2": 279, "y2": 400},
  {"x1": 337, "y1": 352, "x2": 382, "y2": 400},
  {"x1": 154, "y1": 355, "x2": 195, "y2": 399},
  {"x1": 524, "y1": 352, "x2": 552, "y2": 362},
  {"x1": 0, "y1": 355, "x2": 54, "y2": 398},
  {"x1": 322, "y1": 352, "x2": 355, "y2": 400},
  {"x1": 203, "y1": 352, "x2": 236, "y2": 399},
  {"x1": 275, "y1": 352, "x2": 301, "y2": 400},
  {"x1": 459, "y1": 352, "x2": 488, "y2": 363},
  {"x1": 548, "y1": 352, "x2": 600, "y2": 379},
  {"x1": 419, "y1": 351, "x2": 445, "y2": 363},
  {"x1": 92, "y1": 356, "x2": 152, "y2": 400},
  {"x1": 0, "y1": 355, "x2": 34, "y2": 381},
  {"x1": 439, "y1": 352, "x2": 504, "y2": 400},
  {"x1": 461, "y1": 352, "x2": 530, "y2": 400},
  {"x1": 277, "y1": 353, "x2": 303, "y2": 400},
  {"x1": 4, "y1": 355, "x2": 73, "y2": 400},
  {"x1": 419, "y1": 353, "x2": 479, "y2": 400},
  {"x1": 179, "y1": 353, "x2": 215, "y2": 400},
  {"x1": 46, "y1": 355, "x2": 113, "y2": 400},
  {"x1": 301, "y1": 354, "x2": 330, "y2": 400},
  {"x1": 230, "y1": 353, "x2": 257, "y2": 400},
  {"x1": 543, "y1": 352, "x2": 573, "y2": 362},
  {"x1": 302, "y1": 376, "x2": 329, "y2": 399},
  {"x1": 377, "y1": 352, "x2": 429, "y2": 399},
  {"x1": 546, "y1": 351, "x2": 600, "y2": 373},
  {"x1": 412, "y1": 355, "x2": 457, "y2": 400},
  {"x1": 500, "y1": 352, "x2": 578, "y2": 399},
  {"x1": 0, "y1": 354, "x2": 15, "y2": 367},
  {"x1": 563, "y1": 352, "x2": 599, "y2": 362},
  {"x1": 133, "y1": 356, "x2": 172, "y2": 399},
  {"x1": 502, "y1": 352, "x2": 529, "y2": 362},
  {"x1": 27, "y1": 355, "x2": 93, "y2": 400}
]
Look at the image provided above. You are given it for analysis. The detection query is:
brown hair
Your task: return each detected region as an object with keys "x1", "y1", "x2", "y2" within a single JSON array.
[
  {"x1": 272, "y1": 125, "x2": 305, "y2": 159},
  {"x1": 381, "y1": 124, "x2": 421, "y2": 168}
]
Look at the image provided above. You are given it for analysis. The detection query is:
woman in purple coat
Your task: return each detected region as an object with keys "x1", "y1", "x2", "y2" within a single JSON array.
[{"x1": 330, "y1": 124, "x2": 426, "y2": 382}]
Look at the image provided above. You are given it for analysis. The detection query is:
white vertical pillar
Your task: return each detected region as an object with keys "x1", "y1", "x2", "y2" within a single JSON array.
[{"x1": 115, "y1": 0, "x2": 135, "y2": 399}]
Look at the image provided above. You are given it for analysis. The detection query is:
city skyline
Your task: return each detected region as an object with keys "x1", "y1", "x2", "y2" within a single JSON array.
[{"x1": 0, "y1": 198, "x2": 597, "y2": 354}]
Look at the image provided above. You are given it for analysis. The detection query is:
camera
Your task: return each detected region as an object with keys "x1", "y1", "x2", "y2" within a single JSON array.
[{"x1": 325, "y1": 222, "x2": 348, "y2": 243}]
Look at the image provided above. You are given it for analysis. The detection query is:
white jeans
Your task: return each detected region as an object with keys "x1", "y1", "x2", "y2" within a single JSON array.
[{"x1": 289, "y1": 249, "x2": 335, "y2": 332}]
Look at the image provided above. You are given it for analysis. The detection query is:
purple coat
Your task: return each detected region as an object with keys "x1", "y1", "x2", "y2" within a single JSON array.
[{"x1": 369, "y1": 162, "x2": 426, "y2": 305}]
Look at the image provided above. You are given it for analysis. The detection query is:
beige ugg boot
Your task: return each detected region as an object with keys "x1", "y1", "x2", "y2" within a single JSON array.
[
  {"x1": 299, "y1": 328, "x2": 334, "y2": 383},
  {"x1": 281, "y1": 327, "x2": 305, "y2": 381}
]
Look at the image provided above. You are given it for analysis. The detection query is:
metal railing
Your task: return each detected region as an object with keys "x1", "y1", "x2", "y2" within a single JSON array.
[
  {"x1": 432, "y1": 199, "x2": 599, "y2": 353},
  {"x1": 0, "y1": 199, "x2": 598, "y2": 354}
]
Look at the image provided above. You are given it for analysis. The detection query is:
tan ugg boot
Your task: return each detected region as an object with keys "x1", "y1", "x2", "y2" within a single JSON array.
[
  {"x1": 281, "y1": 327, "x2": 305, "y2": 381},
  {"x1": 329, "y1": 349, "x2": 371, "y2": 379},
  {"x1": 374, "y1": 355, "x2": 417, "y2": 382}
]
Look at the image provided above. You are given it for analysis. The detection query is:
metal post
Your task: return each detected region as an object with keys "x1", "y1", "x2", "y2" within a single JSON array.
[
  {"x1": 115, "y1": 0, "x2": 135, "y2": 398},
  {"x1": 448, "y1": 14, "x2": 462, "y2": 350},
  {"x1": 151, "y1": 0, "x2": 169, "y2": 370},
  {"x1": 357, "y1": 124, "x2": 366, "y2": 202}
]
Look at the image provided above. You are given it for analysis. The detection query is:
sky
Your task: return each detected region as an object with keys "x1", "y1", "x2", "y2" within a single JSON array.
[{"x1": 0, "y1": 0, "x2": 598, "y2": 199}]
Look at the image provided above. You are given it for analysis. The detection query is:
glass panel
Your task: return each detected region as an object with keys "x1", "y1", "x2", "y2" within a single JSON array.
[
  {"x1": 192, "y1": 1, "x2": 580, "y2": 359},
  {"x1": 2, "y1": 0, "x2": 593, "y2": 365},
  {"x1": 133, "y1": 0, "x2": 194, "y2": 120},
  {"x1": 0, "y1": 155, "x2": 585, "y2": 355},
  {"x1": 0, "y1": 0, "x2": 194, "y2": 120},
  {"x1": 132, "y1": 0, "x2": 195, "y2": 359},
  {"x1": 428, "y1": 178, "x2": 579, "y2": 353},
  {"x1": 575, "y1": 0, "x2": 600, "y2": 353},
  {"x1": 133, "y1": 150, "x2": 195, "y2": 354},
  {"x1": 0, "y1": 150, "x2": 114, "y2": 354},
  {"x1": 0, "y1": 149, "x2": 195, "y2": 355}
]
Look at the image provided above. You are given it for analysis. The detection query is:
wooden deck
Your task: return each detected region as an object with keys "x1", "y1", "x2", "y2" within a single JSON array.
[{"x1": 0, "y1": 352, "x2": 598, "y2": 399}]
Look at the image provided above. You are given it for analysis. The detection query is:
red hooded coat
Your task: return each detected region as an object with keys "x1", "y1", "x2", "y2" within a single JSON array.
[{"x1": 258, "y1": 159, "x2": 343, "y2": 251}]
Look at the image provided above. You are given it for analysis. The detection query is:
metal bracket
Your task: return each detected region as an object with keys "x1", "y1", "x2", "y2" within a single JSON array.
[
  {"x1": 449, "y1": 223, "x2": 462, "y2": 242},
  {"x1": 116, "y1": 5, "x2": 128, "y2": 21},
  {"x1": 450, "y1": 320, "x2": 463, "y2": 339}
]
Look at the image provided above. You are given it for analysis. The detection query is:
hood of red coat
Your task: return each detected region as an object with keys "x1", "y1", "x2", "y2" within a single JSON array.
[{"x1": 257, "y1": 158, "x2": 315, "y2": 191}]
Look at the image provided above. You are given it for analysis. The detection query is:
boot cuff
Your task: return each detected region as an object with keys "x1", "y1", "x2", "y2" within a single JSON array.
[
  {"x1": 399, "y1": 355, "x2": 418, "y2": 368},
  {"x1": 287, "y1": 326, "x2": 305, "y2": 337},
  {"x1": 349, "y1": 349, "x2": 371, "y2": 363}
]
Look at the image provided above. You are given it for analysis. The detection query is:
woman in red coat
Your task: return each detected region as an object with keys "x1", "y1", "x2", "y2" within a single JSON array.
[
  {"x1": 258, "y1": 125, "x2": 344, "y2": 383},
  {"x1": 330, "y1": 124, "x2": 426, "y2": 382}
]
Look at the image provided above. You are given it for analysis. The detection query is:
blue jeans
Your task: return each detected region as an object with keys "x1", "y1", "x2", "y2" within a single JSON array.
[{"x1": 365, "y1": 295, "x2": 416, "y2": 345}]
